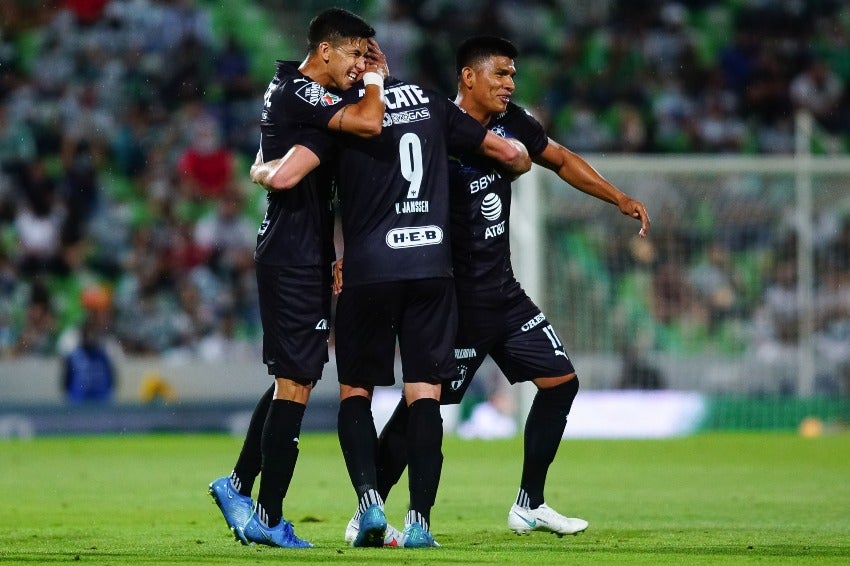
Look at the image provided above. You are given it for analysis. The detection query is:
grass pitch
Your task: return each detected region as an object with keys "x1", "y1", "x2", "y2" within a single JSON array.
[{"x1": 1, "y1": 431, "x2": 848, "y2": 565}]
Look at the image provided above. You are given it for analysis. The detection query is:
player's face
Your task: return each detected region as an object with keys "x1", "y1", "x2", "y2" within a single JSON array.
[
  {"x1": 327, "y1": 37, "x2": 369, "y2": 91},
  {"x1": 472, "y1": 55, "x2": 516, "y2": 114}
]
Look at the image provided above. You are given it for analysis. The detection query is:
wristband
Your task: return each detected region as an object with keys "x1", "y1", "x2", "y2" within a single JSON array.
[{"x1": 362, "y1": 71, "x2": 383, "y2": 87}]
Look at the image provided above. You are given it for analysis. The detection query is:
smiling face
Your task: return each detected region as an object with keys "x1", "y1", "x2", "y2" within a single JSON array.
[
  {"x1": 462, "y1": 54, "x2": 516, "y2": 121},
  {"x1": 469, "y1": 55, "x2": 516, "y2": 114},
  {"x1": 324, "y1": 37, "x2": 369, "y2": 91}
]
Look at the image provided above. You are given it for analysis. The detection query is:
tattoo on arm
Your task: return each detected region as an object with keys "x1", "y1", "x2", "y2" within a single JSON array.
[{"x1": 337, "y1": 105, "x2": 349, "y2": 132}]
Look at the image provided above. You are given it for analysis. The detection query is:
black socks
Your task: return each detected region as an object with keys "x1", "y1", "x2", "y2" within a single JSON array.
[
  {"x1": 518, "y1": 377, "x2": 579, "y2": 509},
  {"x1": 231, "y1": 385, "x2": 274, "y2": 497},
  {"x1": 256, "y1": 398, "x2": 305, "y2": 527},
  {"x1": 376, "y1": 396, "x2": 410, "y2": 501},
  {"x1": 406, "y1": 397, "x2": 443, "y2": 528},
  {"x1": 338, "y1": 395, "x2": 379, "y2": 502}
]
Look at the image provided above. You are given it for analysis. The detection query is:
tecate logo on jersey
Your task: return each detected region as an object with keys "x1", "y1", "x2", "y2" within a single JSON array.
[
  {"x1": 385, "y1": 84, "x2": 430, "y2": 109},
  {"x1": 385, "y1": 225, "x2": 443, "y2": 248}
]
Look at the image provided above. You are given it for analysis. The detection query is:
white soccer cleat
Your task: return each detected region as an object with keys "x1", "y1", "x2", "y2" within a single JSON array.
[
  {"x1": 344, "y1": 516, "x2": 359, "y2": 545},
  {"x1": 344, "y1": 513, "x2": 404, "y2": 547},
  {"x1": 384, "y1": 523, "x2": 404, "y2": 547},
  {"x1": 508, "y1": 503, "x2": 588, "y2": 537}
]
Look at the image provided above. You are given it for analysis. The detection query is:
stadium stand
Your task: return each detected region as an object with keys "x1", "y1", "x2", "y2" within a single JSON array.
[{"x1": 1, "y1": 2, "x2": 849, "y2": 429}]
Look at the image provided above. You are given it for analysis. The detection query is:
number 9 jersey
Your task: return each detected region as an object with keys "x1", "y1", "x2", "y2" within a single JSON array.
[{"x1": 333, "y1": 77, "x2": 488, "y2": 287}]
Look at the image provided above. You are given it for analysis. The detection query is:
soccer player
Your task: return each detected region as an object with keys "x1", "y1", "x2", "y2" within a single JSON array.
[
  {"x1": 207, "y1": 8, "x2": 387, "y2": 548},
  {"x1": 332, "y1": 72, "x2": 531, "y2": 547},
  {"x1": 253, "y1": 73, "x2": 531, "y2": 548},
  {"x1": 368, "y1": 36, "x2": 651, "y2": 538}
]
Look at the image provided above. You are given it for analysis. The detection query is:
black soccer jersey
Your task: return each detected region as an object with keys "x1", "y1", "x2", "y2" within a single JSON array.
[
  {"x1": 254, "y1": 60, "x2": 341, "y2": 268},
  {"x1": 448, "y1": 102, "x2": 548, "y2": 300},
  {"x1": 334, "y1": 78, "x2": 488, "y2": 286}
]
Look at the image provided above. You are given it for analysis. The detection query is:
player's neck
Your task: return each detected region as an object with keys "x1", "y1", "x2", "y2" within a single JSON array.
[
  {"x1": 454, "y1": 93, "x2": 493, "y2": 127},
  {"x1": 298, "y1": 57, "x2": 330, "y2": 88}
]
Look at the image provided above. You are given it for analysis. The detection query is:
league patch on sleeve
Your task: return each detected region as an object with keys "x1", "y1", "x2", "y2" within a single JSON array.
[
  {"x1": 296, "y1": 81, "x2": 341, "y2": 106},
  {"x1": 321, "y1": 91, "x2": 343, "y2": 106}
]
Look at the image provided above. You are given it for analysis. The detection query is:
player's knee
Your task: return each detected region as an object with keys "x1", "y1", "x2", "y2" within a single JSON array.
[{"x1": 537, "y1": 376, "x2": 579, "y2": 411}]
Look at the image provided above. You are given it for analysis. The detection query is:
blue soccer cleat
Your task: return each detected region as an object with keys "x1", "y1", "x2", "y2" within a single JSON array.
[
  {"x1": 208, "y1": 477, "x2": 253, "y2": 537},
  {"x1": 401, "y1": 522, "x2": 440, "y2": 548},
  {"x1": 345, "y1": 511, "x2": 404, "y2": 546},
  {"x1": 238, "y1": 512, "x2": 313, "y2": 548},
  {"x1": 352, "y1": 504, "x2": 387, "y2": 547}
]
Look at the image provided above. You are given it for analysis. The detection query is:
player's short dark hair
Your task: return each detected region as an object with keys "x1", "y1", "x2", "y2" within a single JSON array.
[
  {"x1": 307, "y1": 7, "x2": 375, "y2": 51},
  {"x1": 455, "y1": 36, "x2": 518, "y2": 77}
]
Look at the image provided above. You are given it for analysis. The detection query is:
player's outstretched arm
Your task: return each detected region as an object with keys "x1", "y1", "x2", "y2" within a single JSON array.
[
  {"x1": 535, "y1": 138, "x2": 650, "y2": 237},
  {"x1": 250, "y1": 146, "x2": 321, "y2": 191},
  {"x1": 478, "y1": 132, "x2": 531, "y2": 178}
]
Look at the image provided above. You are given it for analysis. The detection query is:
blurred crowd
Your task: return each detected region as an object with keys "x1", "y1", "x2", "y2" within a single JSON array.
[
  {"x1": 1, "y1": 0, "x2": 260, "y2": 361},
  {"x1": 1, "y1": 0, "x2": 849, "y2": 372},
  {"x1": 357, "y1": 0, "x2": 850, "y2": 154}
]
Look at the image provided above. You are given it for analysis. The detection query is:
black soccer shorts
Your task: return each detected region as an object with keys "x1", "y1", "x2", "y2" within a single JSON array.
[
  {"x1": 256, "y1": 262, "x2": 331, "y2": 382},
  {"x1": 442, "y1": 289, "x2": 576, "y2": 405},
  {"x1": 335, "y1": 278, "x2": 458, "y2": 387}
]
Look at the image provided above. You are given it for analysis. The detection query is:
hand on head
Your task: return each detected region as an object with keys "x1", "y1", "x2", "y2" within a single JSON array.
[{"x1": 365, "y1": 38, "x2": 389, "y2": 78}]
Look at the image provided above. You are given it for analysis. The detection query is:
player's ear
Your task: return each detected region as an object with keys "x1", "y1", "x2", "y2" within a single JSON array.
[
  {"x1": 461, "y1": 66, "x2": 475, "y2": 89},
  {"x1": 318, "y1": 41, "x2": 332, "y2": 63}
]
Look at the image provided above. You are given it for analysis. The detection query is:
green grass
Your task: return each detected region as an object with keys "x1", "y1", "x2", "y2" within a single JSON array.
[{"x1": 1, "y1": 432, "x2": 848, "y2": 564}]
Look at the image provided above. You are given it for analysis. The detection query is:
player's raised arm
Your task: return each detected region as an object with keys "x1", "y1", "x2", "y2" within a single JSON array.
[
  {"x1": 321, "y1": 41, "x2": 387, "y2": 138},
  {"x1": 535, "y1": 139, "x2": 650, "y2": 237}
]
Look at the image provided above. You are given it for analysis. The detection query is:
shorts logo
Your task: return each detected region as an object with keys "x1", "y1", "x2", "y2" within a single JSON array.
[
  {"x1": 454, "y1": 348, "x2": 477, "y2": 360},
  {"x1": 386, "y1": 225, "x2": 443, "y2": 248},
  {"x1": 542, "y1": 324, "x2": 569, "y2": 359},
  {"x1": 451, "y1": 365, "x2": 468, "y2": 391},
  {"x1": 296, "y1": 81, "x2": 340, "y2": 106},
  {"x1": 315, "y1": 319, "x2": 329, "y2": 330}
]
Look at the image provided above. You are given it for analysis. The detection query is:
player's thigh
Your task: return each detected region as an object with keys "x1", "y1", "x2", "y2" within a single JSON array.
[
  {"x1": 398, "y1": 278, "x2": 458, "y2": 385},
  {"x1": 335, "y1": 282, "x2": 400, "y2": 387},
  {"x1": 491, "y1": 295, "x2": 575, "y2": 383},
  {"x1": 256, "y1": 262, "x2": 330, "y2": 380},
  {"x1": 442, "y1": 304, "x2": 503, "y2": 405}
]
